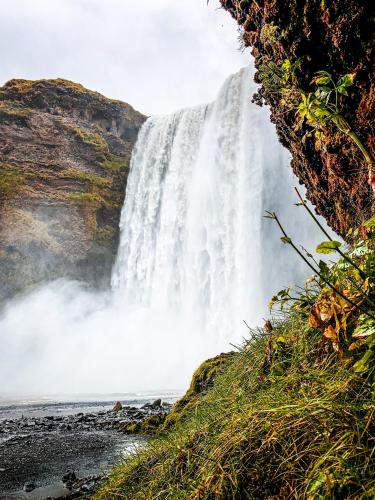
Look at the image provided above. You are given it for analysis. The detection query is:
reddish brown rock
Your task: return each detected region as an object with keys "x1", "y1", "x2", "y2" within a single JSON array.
[
  {"x1": 0, "y1": 78, "x2": 146, "y2": 301},
  {"x1": 221, "y1": 0, "x2": 374, "y2": 237},
  {"x1": 112, "y1": 401, "x2": 123, "y2": 412}
]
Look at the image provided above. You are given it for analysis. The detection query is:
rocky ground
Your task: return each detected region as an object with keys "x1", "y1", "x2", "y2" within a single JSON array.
[{"x1": 0, "y1": 399, "x2": 171, "y2": 499}]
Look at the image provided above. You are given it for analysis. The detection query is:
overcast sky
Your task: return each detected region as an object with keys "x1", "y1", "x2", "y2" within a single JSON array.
[{"x1": 0, "y1": 0, "x2": 249, "y2": 115}]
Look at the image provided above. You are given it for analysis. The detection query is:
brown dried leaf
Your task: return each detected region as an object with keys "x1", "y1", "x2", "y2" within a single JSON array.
[
  {"x1": 319, "y1": 300, "x2": 334, "y2": 323},
  {"x1": 263, "y1": 320, "x2": 273, "y2": 333},
  {"x1": 332, "y1": 342, "x2": 344, "y2": 357},
  {"x1": 323, "y1": 325, "x2": 338, "y2": 342},
  {"x1": 349, "y1": 340, "x2": 365, "y2": 351},
  {"x1": 309, "y1": 304, "x2": 323, "y2": 329}
]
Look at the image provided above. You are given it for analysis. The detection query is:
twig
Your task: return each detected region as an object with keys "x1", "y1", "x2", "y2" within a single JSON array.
[
  {"x1": 294, "y1": 188, "x2": 366, "y2": 279},
  {"x1": 265, "y1": 211, "x2": 375, "y2": 321}
]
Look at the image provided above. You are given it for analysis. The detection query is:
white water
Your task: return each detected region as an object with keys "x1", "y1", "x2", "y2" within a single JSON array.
[{"x1": 0, "y1": 67, "x2": 330, "y2": 394}]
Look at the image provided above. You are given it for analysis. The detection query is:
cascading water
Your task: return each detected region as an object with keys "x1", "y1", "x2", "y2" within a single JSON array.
[
  {"x1": 112, "y1": 67, "x2": 312, "y2": 341},
  {"x1": 0, "y1": 67, "x2": 329, "y2": 394}
]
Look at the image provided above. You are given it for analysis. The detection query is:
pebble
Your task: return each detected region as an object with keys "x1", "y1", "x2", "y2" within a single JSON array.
[
  {"x1": 0, "y1": 400, "x2": 172, "y2": 436},
  {"x1": 23, "y1": 481, "x2": 36, "y2": 492}
]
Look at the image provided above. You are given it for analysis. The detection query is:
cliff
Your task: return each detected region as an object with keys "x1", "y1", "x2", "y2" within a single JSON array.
[
  {"x1": 220, "y1": 0, "x2": 374, "y2": 237},
  {"x1": 0, "y1": 79, "x2": 146, "y2": 302}
]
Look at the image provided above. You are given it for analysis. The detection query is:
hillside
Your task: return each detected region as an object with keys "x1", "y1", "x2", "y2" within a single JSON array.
[{"x1": 0, "y1": 78, "x2": 145, "y2": 301}]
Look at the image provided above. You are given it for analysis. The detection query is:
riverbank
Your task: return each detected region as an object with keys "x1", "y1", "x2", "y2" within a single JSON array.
[{"x1": 0, "y1": 397, "x2": 175, "y2": 498}]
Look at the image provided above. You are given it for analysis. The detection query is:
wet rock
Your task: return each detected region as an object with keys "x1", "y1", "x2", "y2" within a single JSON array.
[
  {"x1": 112, "y1": 401, "x2": 123, "y2": 412},
  {"x1": 23, "y1": 482, "x2": 36, "y2": 492},
  {"x1": 150, "y1": 398, "x2": 162, "y2": 408},
  {"x1": 62, "y1": 470, "x2": 77, "y2": 483}
]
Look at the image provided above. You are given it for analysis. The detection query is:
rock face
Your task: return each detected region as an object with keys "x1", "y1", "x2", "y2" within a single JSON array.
[
  {"x1": 0, "y1": 79, "x2": 146, "y2": 301},
  {"x1": 221, "y1": 0, "x2": 373, "y2": 237}
]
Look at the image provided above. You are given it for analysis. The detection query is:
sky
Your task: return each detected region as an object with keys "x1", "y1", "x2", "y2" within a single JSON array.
[{"x1": 0, "y1": 0, "x2": 249, "y2": 115}]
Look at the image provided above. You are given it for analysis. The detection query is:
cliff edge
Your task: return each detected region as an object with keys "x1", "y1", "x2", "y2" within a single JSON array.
[
  {"x1": 221, "y1": 0, "x2": 373, "y2": 236},
  {"x1": 0, "y1": 78, "x2": 146, "y2": 301}
]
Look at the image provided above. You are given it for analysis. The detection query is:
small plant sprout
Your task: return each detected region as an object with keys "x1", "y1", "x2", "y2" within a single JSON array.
[{"x1": 296, "y1": 71, "x2": 374, "y2": 191}]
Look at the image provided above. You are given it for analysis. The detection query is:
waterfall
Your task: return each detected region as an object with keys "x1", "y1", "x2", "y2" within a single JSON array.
[
  {"x1": 111, "y1": 67, "x2": 309, "y2": 341},
  {"x1": 0, "y1": 67, "x2": 327, "y2": 393}
]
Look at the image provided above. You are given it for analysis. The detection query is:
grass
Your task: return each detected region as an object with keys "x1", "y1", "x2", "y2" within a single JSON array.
[
  {"x1": 94, "y1": 312, "x2": 374, "y2": 499},
  {"x1": 63, "y1": 192, "x2": 105, "y2": 205}
]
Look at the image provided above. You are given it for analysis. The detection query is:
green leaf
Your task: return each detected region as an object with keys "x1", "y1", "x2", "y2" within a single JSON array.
[
  {"x1": 337, "y1": 74, "x2": 354, "y2": 88},
  {"x1": 353, "y1": 349, "x2": 374, "y2": 373},
  {"x1": 337, "y1": 86, "x2": 349, "y2": 96},
  {"x1": 318, "y1": 260, "x2": 330, "y2": 277},
  {"x1": 352, "y1": 315, "x2": 375, "y2": 339},
  {"x1": 316, "y1": 240, "x2": 342, "y2": 254},
  {"x1": 364, "y1": 215, "x2": 375, "y2": 228},
  {"x1": 281, "y1": 236, "x2": 292, "y2": 244},
  {"x1": 313, "y1": 76, "x2": 331, "y2": 85}
]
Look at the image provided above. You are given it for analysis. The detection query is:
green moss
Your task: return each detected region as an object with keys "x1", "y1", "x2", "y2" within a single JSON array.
[
  {"x1": 122, "y1": 422, "x2": 141, "y2": 434},
  {"x1": 64, "y1": 192, "x2": 105, "y2": 205},
  {"x1": 123, "y1": 415, "x2": 167, "y2": 436},
  {"x1": 0, "y1": 164, "x2": 25, "y2": 198},
  {"x1": 101, "y1": 153, "x2": 130, "y2": 172},
  {"x1": 162, "y1": 352, "x2": 235, "y2": 431},
  {"x1": 1, "y1": 79, "x2": 35, "y2": 93},
  {"x1": 140, "y1": 414, "x2": 167, "y2": 435},
  {"x1": 47, "y1": 78, "x2": 93, "y2": 94},
  {"x1": 0, "y1": 102, "x2": 32, "y2": 122},
  {"x1": 59, "y1": 168, "x2": 111, "y2": 187},
  {"x1": 73, "y1": 127, "x2": 108, "y2": 152}
]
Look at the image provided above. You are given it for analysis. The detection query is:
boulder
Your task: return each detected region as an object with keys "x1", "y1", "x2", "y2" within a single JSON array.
[{"x1": 112, "y1": 401, "x2": 123, "y2": 412}]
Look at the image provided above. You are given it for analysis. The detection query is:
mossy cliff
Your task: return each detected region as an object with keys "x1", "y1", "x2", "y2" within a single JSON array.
[
  {"x1": 220, "y1": 0, "x2": 373, "y2": 237},
  {"x1": 0, "y1": 78, "x2": 146, "y2": 301}
]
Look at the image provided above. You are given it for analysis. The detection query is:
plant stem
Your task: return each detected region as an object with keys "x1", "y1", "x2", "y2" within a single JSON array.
[
  {"x1": 269, "y1": 212, "x2": 375, "y2": 321},
  {"x1": 294, "y1": 188, "x2": 366, "y2": 279},
  {"x1": 347, "y1": 130, "x2": 374, "y2": 167}
]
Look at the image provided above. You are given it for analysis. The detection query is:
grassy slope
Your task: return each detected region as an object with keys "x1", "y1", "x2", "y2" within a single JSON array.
[
  {"x1": 95, "y1": 313, "x2": 374, "y2": 499},
  {"x1": 95, "y1": 214, "x2": 375, "y2": 499}
]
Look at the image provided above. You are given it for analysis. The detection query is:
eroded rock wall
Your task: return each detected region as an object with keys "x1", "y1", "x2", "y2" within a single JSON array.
[
  {"x1": 0, "y1": 79, "x2": 146, "y2": 301},
  {"x1": 221, "y1": 0, "x2": 374, "y2": 236}
]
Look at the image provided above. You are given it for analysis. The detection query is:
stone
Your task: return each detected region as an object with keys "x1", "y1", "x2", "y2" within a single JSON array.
[
  {"x1": 23, "y1": 482, "x2": 36, "y2": 492},
  {"x1": 150, "y1": 398, "x2": 162, "y2": 408},
  {"x1": 112, "y1": 401, "x2": 123, "y2": 412},
  {"x1": 62, "y1": 470, "x2": 77, "y2": 483}
]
